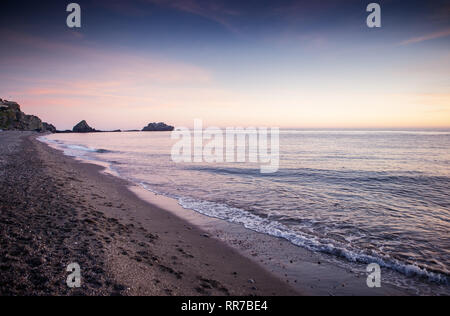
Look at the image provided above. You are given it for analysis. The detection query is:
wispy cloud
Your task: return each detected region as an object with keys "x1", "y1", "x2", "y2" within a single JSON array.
[
  {"x1": 146, "y1": 0, "x2": 242, "y2": 33},
  {"x1": 400, "y1": 29, "x2": 450, "y2": 45},
  {"x1": 0, "y1": 30, "x2": 212, "y2": 84}
]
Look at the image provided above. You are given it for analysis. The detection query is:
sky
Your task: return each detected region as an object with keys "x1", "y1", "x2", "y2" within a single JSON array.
[{"x1": 0, "y1": 0, "x2": 449, "y2": 130}]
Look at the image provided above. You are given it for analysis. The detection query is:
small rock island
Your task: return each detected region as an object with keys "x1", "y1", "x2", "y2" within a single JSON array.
[
  {"x1": 73, "y1": 120, "x2": 97, "y2": 133},
  {"x1": 142, "y1": 122, "x2": 174, "y2": 132}
]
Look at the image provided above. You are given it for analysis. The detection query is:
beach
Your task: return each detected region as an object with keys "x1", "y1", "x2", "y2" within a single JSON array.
[
  {"x1": 0, "y1": 131, "x2": 300, "y2": 296},
  {"x1": 2, "y1": 131, "x2": 434, "y2": 296}
]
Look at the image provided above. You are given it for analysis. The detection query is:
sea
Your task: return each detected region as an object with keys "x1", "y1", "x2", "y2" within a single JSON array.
[{"x1": 39, "y1": 129, "x2": 450, "y2": 295}]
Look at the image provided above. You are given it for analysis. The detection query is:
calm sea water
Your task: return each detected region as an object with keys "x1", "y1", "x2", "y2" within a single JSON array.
[{"x1": 40, "y1": 130, "x2": 450, "y2": 292}]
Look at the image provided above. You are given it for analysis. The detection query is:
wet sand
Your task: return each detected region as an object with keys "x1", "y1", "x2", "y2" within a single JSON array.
[{"x1": 0, "y1": 132, "x2": 298, "y2": 296}]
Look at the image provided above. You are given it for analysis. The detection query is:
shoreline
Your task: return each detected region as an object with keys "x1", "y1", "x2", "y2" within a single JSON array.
[
  {"x1": 38, "y1": 132, "x2": 419, "y2": 296},
  {"x1": 1, "y1": 131, "x2": 416, "y2": 295},
  {"x1": 0, "y1": 131, "x2": 298, "y2": 295},
  {"x1": 129, "y1": 184, "x2": 414, "y2": 296}
]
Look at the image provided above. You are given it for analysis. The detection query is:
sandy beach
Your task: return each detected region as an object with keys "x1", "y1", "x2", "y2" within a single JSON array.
[{"x1": 0, "y1": 131, "x2": 300, "y2": 296}]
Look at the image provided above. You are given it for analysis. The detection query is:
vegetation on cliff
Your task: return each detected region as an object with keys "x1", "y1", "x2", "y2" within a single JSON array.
[{"x1": 0, "y1": 99, "x2": 56, "y2": 132}]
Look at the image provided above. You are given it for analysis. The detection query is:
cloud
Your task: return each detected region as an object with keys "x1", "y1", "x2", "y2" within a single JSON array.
[
  {"x1": 400, "y1": 28, "x2": 450, "y2": 45},
  {"x1": 145, "y1": 0, "x2": 242, "y2": 33},
  {"x1": 0, "y1": 30, "x2": 212, "y2": 84},
  {"x1": 0, "y1": 29, "x2": 216, "y2": 129}
]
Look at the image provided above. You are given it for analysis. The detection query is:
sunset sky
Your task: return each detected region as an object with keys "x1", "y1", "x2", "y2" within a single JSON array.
[{"x1": 1, "y1": 0, "x2": 449, "y2": 130}]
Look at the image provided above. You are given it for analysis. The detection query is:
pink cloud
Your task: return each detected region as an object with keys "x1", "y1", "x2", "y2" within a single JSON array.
[
  {"x1": 400, "y1": 29, "x2": 450, "y2": 45},
  {"x1": 0, "y1": 30, "x2": 212, "y2": 85}
]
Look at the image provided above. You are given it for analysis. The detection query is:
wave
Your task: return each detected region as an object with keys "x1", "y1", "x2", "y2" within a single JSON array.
[
  {"x1": 38, "y1": 137, "x2": 112, "y2": 154},
  {"x1": 186, "y1": 166, "x2": 450, "y2": 186},
  {"x1": 65, "y1": 144, "x2": 112, "y2": 153},
  {"x1": 139, "y1": 184, "x2": 449, "y2": 285}
]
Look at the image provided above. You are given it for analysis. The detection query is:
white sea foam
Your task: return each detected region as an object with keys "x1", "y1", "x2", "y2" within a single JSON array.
[
  {"x1": 136, "y1": 177, "x2": 449, "y2": 286},
  {"x1": 37, "y1": 136, "x2": 118, "y2": 176},
  {"x1": 172, "y1": 195, "x2": 448, "y2": 285},
  {"x1": 38, "y1": 136, "x2": 111, "y2": 156}
]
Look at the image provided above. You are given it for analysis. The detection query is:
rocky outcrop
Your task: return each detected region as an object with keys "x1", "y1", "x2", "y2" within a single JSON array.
[
  {"x1": 0, "y1": 98, "x2": 55, "y2": 132},
  {"x1": 73, "y1": 120, "x2": 96, "y2": 133},
  {"x1": 142, "y1": 122, "x2": 174, "y2": 132},
  {"x1": 43, "y1": 122, "x2": 57, "y2": 133}
]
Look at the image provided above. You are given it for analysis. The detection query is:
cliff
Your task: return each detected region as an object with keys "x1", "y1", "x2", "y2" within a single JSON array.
[{"x1": 0, "y1": 98, "x2": 56, "y2": 132}]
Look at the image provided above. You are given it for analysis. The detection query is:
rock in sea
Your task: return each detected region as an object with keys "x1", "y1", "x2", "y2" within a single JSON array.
[
  {"x1": 73, "y1": 120, "x2": 96, "y2": 133},
  {"x1": 142, "y1": 122, "x2": 174, "y2": 132}
]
